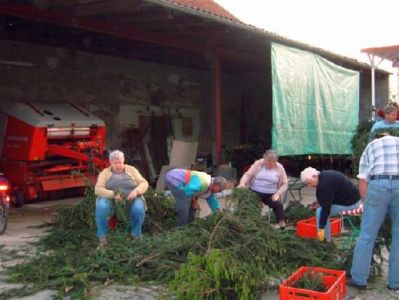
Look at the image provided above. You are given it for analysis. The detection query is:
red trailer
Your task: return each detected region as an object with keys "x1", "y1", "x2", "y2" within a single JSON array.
[{"x1": 0, "y1": 101, "x2": 108, "y2": 206}]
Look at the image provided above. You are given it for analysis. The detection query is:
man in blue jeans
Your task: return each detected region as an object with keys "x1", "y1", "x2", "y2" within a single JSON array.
[
  {"x1": 95, "y1": 150, "x2": 149, "y2": 247},
  {"x1": 349, "y1": 130, "x2": 399, "y2": 292}
]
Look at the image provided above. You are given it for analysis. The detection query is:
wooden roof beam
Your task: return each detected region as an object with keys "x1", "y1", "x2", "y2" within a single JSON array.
[
  {"x1": 103, "y1": 11, "x2": 174, "y2": 23},
  {"x1": 0, "y1": 2, "x2": 203, "y2": 51},
  {"x1": 165, "y1": 28, "x2": 228, "y2": 37},
  {"x1": 69, "y1": 0, "x2": 142, "y2": 16},
  {"x1": 49, "y1": 0, "x2": 103, "y2": 6},
  {"x1": 0, "y1": 2, "x2": 267, "y2": 69}
]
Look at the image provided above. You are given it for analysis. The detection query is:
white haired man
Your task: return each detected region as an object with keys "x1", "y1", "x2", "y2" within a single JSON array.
[
  {"x1": 95, "y1": 150, "x2": 149, "y2": 247},
  {"x1": 300, "y1": 167, "x2": 362, "y2": 242}
]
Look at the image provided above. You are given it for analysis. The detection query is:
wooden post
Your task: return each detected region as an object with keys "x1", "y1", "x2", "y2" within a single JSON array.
[{"x1": 212, "y1": 53, "x2": 222, "y2": 166}]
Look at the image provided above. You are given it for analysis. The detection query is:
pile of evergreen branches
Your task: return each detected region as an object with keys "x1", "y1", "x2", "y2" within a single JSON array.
[
  {"x1": 0, "y1": 189, "x2": 345, "y2": 299},
  {"x1": 3, "y1": 120, "x2": 397, "y2": 299}
]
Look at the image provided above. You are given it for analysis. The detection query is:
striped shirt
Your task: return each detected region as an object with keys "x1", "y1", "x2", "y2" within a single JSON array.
[{"x1": 358, "y1": 136, "x2": 399, "y2": 180}]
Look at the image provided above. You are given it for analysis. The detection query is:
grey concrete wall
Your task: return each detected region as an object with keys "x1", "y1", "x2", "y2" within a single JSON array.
[{"x1": 0, "y1": 40, "x2": 213, "y2": 152}]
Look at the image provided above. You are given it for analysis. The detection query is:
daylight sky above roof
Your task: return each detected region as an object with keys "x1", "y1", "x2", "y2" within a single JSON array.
[{"x1": 214, "y1": 0, "x2": 398, "y2": 68}]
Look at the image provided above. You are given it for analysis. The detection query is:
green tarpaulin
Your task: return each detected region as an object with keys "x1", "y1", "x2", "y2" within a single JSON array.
[{"x1": 271, "y1": 43, "x2": 359, "y2": 155}]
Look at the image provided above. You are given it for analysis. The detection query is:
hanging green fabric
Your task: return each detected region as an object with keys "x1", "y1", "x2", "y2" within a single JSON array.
[{"x1": 271, "y1": 43, "x2": 359, "y2": 155}]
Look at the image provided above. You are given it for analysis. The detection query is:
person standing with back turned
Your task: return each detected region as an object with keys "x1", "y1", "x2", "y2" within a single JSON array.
[{"x1": 349, "y1": 130, "x2": 399, "y2": 291}]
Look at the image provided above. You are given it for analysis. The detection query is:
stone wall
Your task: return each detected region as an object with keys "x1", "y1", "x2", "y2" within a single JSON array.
[
  {"x1": 0, "y1": 40, "x2": 270, "y2": 169},
  {"x1": 0, "y1": 40, "x2": 213, "y2": 150}
]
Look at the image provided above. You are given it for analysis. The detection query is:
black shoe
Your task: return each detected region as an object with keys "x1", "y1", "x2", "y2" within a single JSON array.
[
  {"x1": 347, "y1": 278, "x2": 367, "y2": 290},
  {"x1": 346, "y1": 272, "x2": 351, "y2": 280}
]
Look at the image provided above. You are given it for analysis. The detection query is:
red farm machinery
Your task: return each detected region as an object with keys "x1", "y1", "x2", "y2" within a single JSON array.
[{"x1": 0, "y1": 101, "x2": 108, "y2": 207}]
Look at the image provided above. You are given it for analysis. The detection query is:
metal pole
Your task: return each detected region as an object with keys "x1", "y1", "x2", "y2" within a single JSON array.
[
  {"x1": 393, "y1": 59, "x2": 399, "y2": 102},
  {"x1": 369, "y1": 54, "x2": 376, "y2": 120},
  {"x1": 367, "y1": 53, "x2": 385, "y2": 121},
  {"x1": 395, "y1": 67, "x2": 399, "y2": 102},
  {"x1": 212, "y1": 54, "x2": 222, "y2": 166}
]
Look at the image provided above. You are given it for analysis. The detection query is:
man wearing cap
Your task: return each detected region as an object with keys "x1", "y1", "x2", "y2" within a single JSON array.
[
  {"x1": 349, "y1": 130, "x2": 399, "y2": 291},
  {"x1": 165, "y1": 168, "x2": 227, "y2": 227},
  {"x1": 300, "y1": 168, "x2": 362, "y2": 242}
]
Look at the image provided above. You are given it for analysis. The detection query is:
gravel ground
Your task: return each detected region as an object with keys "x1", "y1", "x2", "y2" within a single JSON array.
[{"x1": 0, "y1": 188, "x2": 398, "y2": 299}]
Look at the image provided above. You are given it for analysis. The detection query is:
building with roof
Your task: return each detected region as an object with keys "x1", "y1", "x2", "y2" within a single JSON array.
[{"x1": 0, "y1": 0, "x2": 391, "y2": 181}]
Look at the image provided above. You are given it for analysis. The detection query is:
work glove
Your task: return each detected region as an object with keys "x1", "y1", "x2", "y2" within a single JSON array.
[{"x1": 317, "y1": 229, "x2": 325, "y2": 241}]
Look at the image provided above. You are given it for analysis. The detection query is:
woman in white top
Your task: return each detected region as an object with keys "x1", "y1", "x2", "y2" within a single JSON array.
[{"x1": 238, "y1": 150, "x2": 288, "y2": 229}]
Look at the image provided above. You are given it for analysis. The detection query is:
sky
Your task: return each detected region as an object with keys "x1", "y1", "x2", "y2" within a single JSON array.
[{"x1": 214, "y1": 0, "x2": 398, "y2": 68}]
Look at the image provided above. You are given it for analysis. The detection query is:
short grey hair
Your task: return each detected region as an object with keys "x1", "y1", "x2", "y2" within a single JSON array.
[
  {"x1": 213, "y1": 176, "x2": 227, "y2": 190},
  {"x1": 300, "y1": 167, "x2": 320, "y2": 183},
  {"x1": 109, "y1": 150, "x2": 125, "y2": 162},
  {"x1": 263, "y1": 149, "x2": 278, "y2": 161}
]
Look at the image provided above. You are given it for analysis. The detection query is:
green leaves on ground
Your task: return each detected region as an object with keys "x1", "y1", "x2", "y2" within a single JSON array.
[
  {"x1": 3, "y1": 189, "x2": 341, "y2": 299},
  {"x1": 292, "y1": 270, "x2": 327, "y2": 292}
]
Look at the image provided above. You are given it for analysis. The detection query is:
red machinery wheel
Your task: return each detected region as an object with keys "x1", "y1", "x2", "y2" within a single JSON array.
[{"x1": 11, "y1": 190, "x2": 25, "y2": 208}]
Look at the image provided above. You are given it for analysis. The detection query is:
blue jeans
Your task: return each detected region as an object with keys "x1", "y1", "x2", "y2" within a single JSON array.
[
  {"x1": 95, "y1": 197, "x2": 145, "y2": 238},
  {"x1": 166, "y1": 183, "x2": 194, "y2": 227},
  {"x1": 316, "y1": 200, "x2": 361, "y2": 241},
  {"x1": 350, "y1": 179, "x2": 399, "y2": 288}
]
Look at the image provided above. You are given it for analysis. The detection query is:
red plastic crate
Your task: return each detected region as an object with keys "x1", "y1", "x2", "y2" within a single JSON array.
[
  {"x1": 279, "y1": 266, "x2": 346, "y2": 300},
  {"x1": 296, "y1": 216, "x2": 341, "y2": 239}
]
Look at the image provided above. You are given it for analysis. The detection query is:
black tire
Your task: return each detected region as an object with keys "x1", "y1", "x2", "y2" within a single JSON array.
[
  {"x1": 0, "y1": 197, "x2": 9, "y2": 235},
  {"x1": 11, "y1": 189, "x2": 25, "y2": 208}
]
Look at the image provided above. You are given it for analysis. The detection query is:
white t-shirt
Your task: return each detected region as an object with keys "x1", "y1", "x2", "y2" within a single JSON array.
[{"x1": 251, "y1": 167, "x2": 279, "y2": 194}]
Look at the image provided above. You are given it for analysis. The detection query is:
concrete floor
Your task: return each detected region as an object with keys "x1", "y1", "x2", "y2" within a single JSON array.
[{"x1": 0, "y1": 188, "x2": 398, "y2": 299}]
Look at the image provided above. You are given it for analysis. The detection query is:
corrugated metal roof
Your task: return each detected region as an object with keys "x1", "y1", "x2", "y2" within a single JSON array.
[{"x1": 362, "y1": 45, "x2": 399, "y2": 67}]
